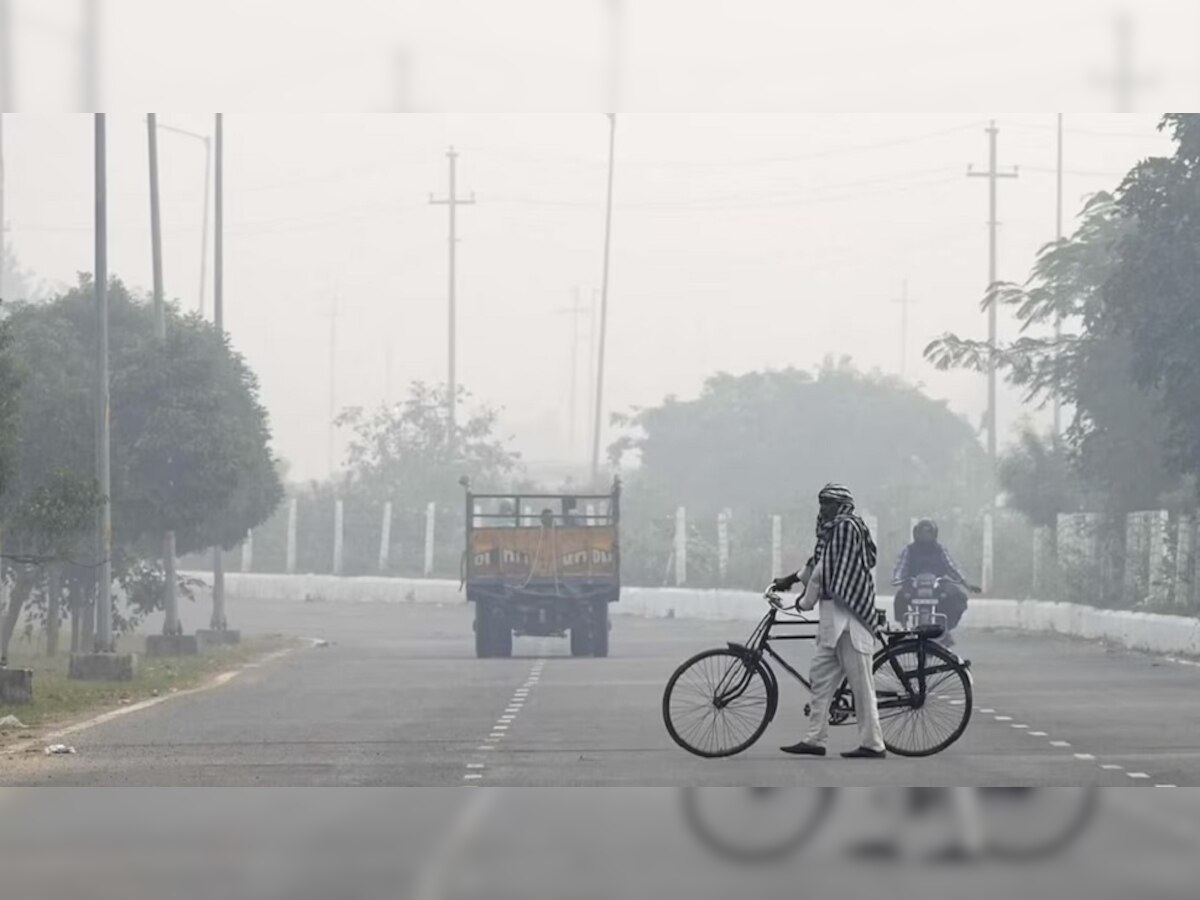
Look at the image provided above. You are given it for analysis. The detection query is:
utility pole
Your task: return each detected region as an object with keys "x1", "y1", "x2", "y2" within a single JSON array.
[
  {"x1": 892, "y1": 279, "x2": 919, "y2": 380},
  {"x1": 591, "y1": 114, "x2": 617, "y2": 485},
  {"x1": 429, "y1": 147, "x2": 475, "y2": 449},
  {"x1": 211, "y1": 112, "x2": 226, "y2": 631},
  {"x1": 553, "y1": 286, "x2": 590, "y2": 458},
  {"x1": 148, "y1": 114, "x2": 181, "y2": 636},
  {"x1": 1053, "y1": 113, "x2": 1064, "y2": 439},
  {"x1": 93, "y1": 113, "x2": 112, "y2": 651},
  {"x1": 968, "y1": 120, "x2": 1018, "y2": 495}
]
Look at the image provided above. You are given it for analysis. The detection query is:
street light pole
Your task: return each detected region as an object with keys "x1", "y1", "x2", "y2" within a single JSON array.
[
  {"x1": 147, "y1": 113, "x2": 181, "y2": 637},
  {"x1": 211, "y1": 112, "x2": 226, "y2": 630},
  {"x1": 590, "y1": 113, "x2": 617, "y2": 486},
  {"x1": 149, "y1": 117, "x2": 213, "y2": 316},
  {"x1": 93, "y1": 112, "x2": 113, "y2": 651}
]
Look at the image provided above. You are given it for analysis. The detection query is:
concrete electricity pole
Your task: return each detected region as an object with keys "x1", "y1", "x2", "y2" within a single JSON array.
[
  {"x1": 591, "y1": 114, "x2": 617, "y2": 485},
  {"x1": 968, "y1": 120, "x2": 1018, "y2": 493},
  {"x1": 429, "y1": 147, "x2": 475, "y2": 448},
  {"x1": 211, "y1": 111, "x2": 226, "y2": 631},
  {"x1": 93, "y1": 113, "x2": 112, "y2": 651},
  {"x1": 147, "y1": 114, "x2": 181, "y2": 637}
]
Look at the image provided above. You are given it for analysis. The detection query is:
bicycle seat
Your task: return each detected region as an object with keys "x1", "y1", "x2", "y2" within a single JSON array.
[{"x1": 914, "y1": 624, "x2": 946, "y2": 640}]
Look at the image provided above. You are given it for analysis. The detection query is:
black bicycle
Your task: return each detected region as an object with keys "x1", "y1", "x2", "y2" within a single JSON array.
[{"x1": 662, "y1": 588, "x2": 974, "y2": 758}]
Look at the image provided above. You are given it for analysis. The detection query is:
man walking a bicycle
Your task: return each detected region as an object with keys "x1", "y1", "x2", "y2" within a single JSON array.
[{"x1": 771, "y1": 483, "x2": 887, "y2": 760}]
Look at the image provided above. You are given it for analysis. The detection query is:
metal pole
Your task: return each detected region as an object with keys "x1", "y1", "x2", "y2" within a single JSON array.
[
  {"x1": 1053, "y1": 113, "x2": 1064, "y2": 438},
  {"x1": 987, "y1": 122, "x2": 998, "y2": 485},
  {"x1": 448, "y1": 148, "x2": 457, "y2": 438},
  {"x1": 93, "y1": 113, "x2": 112, "y2": 651},
  {"x1": 199, "y1": 137, "x2": 211, "y2": 316},
  {"x1": 591, "y1": 114, "x2": 617, "y2": 485},
  {"x1": 211, "y1": 112, "x2": 225, "y2": 630},
  {"x1": 148, "y1": 113, "x2": 180, "y2": 636}
]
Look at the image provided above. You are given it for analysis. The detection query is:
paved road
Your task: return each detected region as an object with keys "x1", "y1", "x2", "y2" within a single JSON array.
[{"x1": 3, "y1": 597, "x2": 1200, "y2": 786}]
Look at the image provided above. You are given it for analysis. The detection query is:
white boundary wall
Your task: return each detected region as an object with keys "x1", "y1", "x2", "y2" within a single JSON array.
[{"x1": 181, "y1": 573, "x2": 1200, "y2": 659}]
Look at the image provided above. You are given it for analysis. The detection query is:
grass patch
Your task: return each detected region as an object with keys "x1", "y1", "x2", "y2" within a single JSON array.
[{"x1": 0, "y1": 633, "x2": 299, "y2": 741}]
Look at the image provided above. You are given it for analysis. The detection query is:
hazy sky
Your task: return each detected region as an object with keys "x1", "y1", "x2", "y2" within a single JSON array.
[{"x1": 1, "y1": 112, "x2": 1175, "y2": 480}]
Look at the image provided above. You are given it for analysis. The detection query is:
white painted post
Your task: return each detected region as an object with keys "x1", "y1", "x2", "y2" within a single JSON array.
[
  {"x1": 770, "y1": 515, "x2": 783, "y2": 579},
  {"x1": 1125, "y1": 512, "x2": 1145, "y2": 606},
  {"x1": 378, "y1": 501, "x2": 393, "y2": 573},
  {"x1": 424, "y1": 502, "x2": 437, "y2": 577},
  {"x1": 240, "y1": 529, "x2": 253, "y2": 573},
  {"x1": 674, "y1": 507, "x2": 687, "y2": 586},
  {"x1": 717, "y1": 509, "x2": 731, "y2": 582},
  {"x1": 1148, "y1": 510, "x2": 1170, "y2": 606},
  {"x1": 981, "y1": 512, "x2": 994, "y2": 594},
  {"x1": 585, "y1": 503, "x2": 596, "y2": 526},
  {"x1": 285, "y1": 497, "x2": 298, "y2": 574},
  {"x1": 522, "y1": 504, "x2": 533, "y2": 529},
  {"x1": 1174, "y1": 513, "x2": 1193, "y2": 608},
  {"x1": 1031, "y1": 525, "x2": 1044, "y2": 600},
  {"x1": 333, "y1": 499, "x2": 345, "y2": 575}
]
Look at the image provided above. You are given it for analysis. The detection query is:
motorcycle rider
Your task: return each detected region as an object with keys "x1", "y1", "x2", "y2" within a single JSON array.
[{"x1": 892, "y1": 518, "x2": 981, "y2": 643}]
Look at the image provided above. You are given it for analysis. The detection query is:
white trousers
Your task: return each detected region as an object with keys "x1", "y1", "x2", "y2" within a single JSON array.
[{"x1": 802, "y1": 629, "x2": 885, "y2": 752}]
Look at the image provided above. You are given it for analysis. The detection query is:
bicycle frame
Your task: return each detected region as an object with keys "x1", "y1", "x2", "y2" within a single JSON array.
[{"x1": 715, "y1": 607, "x2": 968, "y2": 718}]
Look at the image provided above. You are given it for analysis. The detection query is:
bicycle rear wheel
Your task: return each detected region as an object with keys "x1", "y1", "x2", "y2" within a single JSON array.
[
  {"x1": 873, "y1": 640, "x2": 972, "y2": 757},
  {"x1": 663, "y1": 649, "x2": 775, "y2": 758}
]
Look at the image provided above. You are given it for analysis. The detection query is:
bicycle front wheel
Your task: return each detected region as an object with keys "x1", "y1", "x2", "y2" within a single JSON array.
[
  {"x1": 663, "y1": 649, "x2": 775, "y2": 758},
  {"x1": 873, "y1": 640, "x2": 973, "y2": 757}
]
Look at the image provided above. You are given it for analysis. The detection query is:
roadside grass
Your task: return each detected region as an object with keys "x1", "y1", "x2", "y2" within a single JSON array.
[{"x1": 0, "y1": 633, "x2": 299, "y2": 741}]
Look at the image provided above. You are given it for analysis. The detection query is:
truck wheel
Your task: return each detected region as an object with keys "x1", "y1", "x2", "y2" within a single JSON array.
[
  {"x1": 590, "y1": 600, "x2": 609, "y2": 658},
  {"x1": 570, "y1": 621, "x2": 591, "y2": 657},
  {"x1": 475, "y1": 604, "x2": 494, "y2": 658},
  {"x1": 492, "y1": 608, "x2": 513, "y2": 658}
]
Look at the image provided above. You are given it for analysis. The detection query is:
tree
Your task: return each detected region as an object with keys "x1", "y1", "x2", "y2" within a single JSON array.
[
  {"x1": 0, "y1": 308, "x2": 17, "y2": 501},
  {"x1": 338, "y1": 381, "x2": 520, "y2": 509},
  {"x1": 926, "y1": 192, "x2": 1179, "y2": 516},
  {"x1": 1103, "y1": 114, "x2": 1200, "y2": 486},
  {"x1": 0, "y1": 276, "x2": 284, "y2": 640},
  {"x1": 608, "y1": 360, "x2": 992, "y2": 588}
]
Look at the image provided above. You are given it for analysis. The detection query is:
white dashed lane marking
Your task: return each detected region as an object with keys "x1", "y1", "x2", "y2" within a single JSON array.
[{"x1": 461, "y1": 657, "x2": 546, "y2": 785}]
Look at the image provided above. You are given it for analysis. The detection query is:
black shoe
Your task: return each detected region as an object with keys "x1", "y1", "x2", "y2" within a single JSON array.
[
  {"x1": 780, "y1": 741, "x2": 827, "y2": 756},
  {"x1": 841, "y1": 746, "x2": 887, "y2": 759}
]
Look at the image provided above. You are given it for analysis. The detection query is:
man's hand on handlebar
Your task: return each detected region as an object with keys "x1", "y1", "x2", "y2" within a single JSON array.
[
  {"x1": 770, "y1": 572, "x2": 800, "y2": 593},
  {"x1": 967, "y1": 584, "x2": 983, "y2": 594}
]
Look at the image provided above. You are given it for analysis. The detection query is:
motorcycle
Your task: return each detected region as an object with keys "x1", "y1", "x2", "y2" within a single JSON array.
[{"x1": 897, "y1": 573, "x2": 976, "y2": 646}]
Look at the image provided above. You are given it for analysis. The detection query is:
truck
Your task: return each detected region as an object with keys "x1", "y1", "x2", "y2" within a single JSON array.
[{"x1": 462, "y1": 479, "x2": 621, "y2": 658}]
